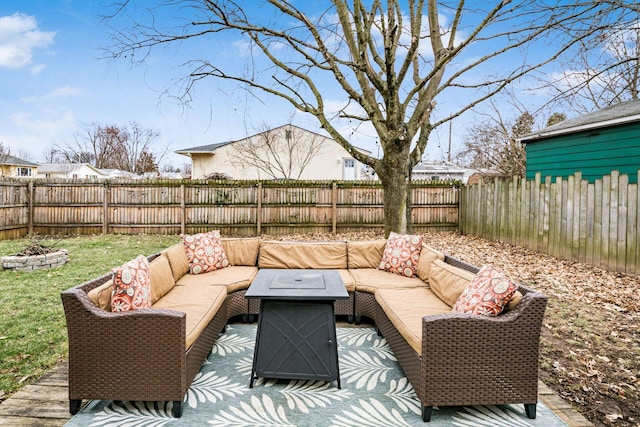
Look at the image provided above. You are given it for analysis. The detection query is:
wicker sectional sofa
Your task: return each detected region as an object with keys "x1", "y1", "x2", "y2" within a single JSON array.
[{"x1": 61, "y1": 235, "x2": 547, "y2": 422}]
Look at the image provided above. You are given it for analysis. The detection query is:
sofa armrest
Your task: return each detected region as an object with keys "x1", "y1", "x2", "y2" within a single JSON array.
[
  {"x1": 421, "y1": 288, "x2": 547, "y2": 370},
  {"x1": 61, "y1": 287, "x2": 187, "y2": 396}
]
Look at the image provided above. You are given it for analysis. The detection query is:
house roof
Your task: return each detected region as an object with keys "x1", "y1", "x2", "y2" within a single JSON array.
[
  {"x1": 0, "y1": 155, "x2": 38, "y2": 167},
  {"x1": 518, "y1": 98, "x2": 640, "y2": 143},
  {"x1": 412, "y1": 160, "x2": 469, "y2": 175},
  {"x1": 174, "y1": 124, "x2": 372, "y2": 156},
  {"x1": 174, "y1": 141, "x2": 236, "y2": 155},
  {"x1": 38, "y1": 163, "x2": 106, "y2": 175}
]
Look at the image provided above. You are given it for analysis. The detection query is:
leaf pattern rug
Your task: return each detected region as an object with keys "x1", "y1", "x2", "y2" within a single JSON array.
[{"x1": 65, "y1": 324, "x2": 568, "y2": 427}]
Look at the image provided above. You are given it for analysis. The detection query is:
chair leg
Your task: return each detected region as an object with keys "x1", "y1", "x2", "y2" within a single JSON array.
[
  {"x1": 422, "y1": 405, "x2": 433, "y2": 422},
  {"x1": 524, "y1": 403, "x2": 536, "y2": 419},
  {"x1": 172, "y1": 401, "x2": 183, "y2": 417},
  {"x1": 70, "y1": 399, "x2": 82, "y2": 415}
]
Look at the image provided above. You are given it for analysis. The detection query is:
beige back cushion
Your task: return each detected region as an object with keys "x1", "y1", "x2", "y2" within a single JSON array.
[
  {"x1": 87, "y1": 279, "x2": 114, "y2": 311},
  {"x1": 149, "y1": 255, "x2": 176, "y2": 304},
  {"x1": 258, "y1": 240, "x2": 347, "y2": 269},
  {"x1": 347, "y1": 240, "x2": 386, "y2": 269},
  {"x1": 162, "y1": 243, "x2": 190, "y2": 282},
  {"x1": 428, "y1": 259, "x2": 476, "y2": 307},
  {"x1": 417, "y1": 244, "x2": 445, "y2": 282},
  {"x1": 221, "y1": 237, "x2": 260, "y2": 266}
]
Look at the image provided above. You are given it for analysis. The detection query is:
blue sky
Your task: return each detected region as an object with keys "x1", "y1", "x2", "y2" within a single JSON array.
[
  {"x1": 0, "y1": 1, "x2": 569, "y2": 169},
  {"x1": 0, "y1": 0, "x2": 295, "y2": 168}
]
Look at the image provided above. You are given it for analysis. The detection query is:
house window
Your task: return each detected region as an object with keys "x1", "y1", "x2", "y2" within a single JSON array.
[
  {"x1": 17, "y1": 167, "x2": 31, "y2": 177},
  {"x1": 285, "y1": 129, "x2": 292, "y2": 140},
  {"x1": 431, "y1": 175, "x2": 440, "y2": 181}
]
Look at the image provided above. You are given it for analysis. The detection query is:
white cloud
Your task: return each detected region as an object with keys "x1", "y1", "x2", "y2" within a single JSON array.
[
  {"x1": 0, "y1": 13, "x2": 55, "y2": 68},
  {"x1": 10, "y1": 110, "x2": 76, "y2": 134},
  {"x1": 20, "y1": 85, "x2": 85, "y2": 104},
  {"x1": 30, "y1": 63, "x2": 46, "y2": 75}
]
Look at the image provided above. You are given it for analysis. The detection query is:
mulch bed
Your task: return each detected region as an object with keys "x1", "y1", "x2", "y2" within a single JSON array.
[{"x1": 265, "y1": 231, "x2": 640, "y2": 427}]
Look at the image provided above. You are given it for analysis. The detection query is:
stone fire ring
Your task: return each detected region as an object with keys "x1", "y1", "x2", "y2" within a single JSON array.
[{"x1": 1, "y1": 249, "x2": 69, "y2": 272}]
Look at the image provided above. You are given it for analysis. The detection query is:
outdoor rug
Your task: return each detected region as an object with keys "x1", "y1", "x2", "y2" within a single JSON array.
[{"x1": 65, "y1": 324, "x2": 567, "y2": 426}]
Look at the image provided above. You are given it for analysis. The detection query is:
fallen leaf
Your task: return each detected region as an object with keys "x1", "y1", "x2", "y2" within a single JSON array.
[{"x1": 605, "y1": 413, "x2": 623, "y2": 422}]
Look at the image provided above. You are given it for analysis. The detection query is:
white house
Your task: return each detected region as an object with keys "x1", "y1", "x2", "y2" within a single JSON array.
[
  {"x1": 100, "y1": 168, "x2": 141, "y2": 180},
  {"x1": 175, "y1": 124, "x2": 370, "y2": 180},
  {"x1": 37, "y1": 163, "x2": 108, "y2": 180},
  {"x1": 411, "y1": 160, "x2": 475, "y2": 183}
]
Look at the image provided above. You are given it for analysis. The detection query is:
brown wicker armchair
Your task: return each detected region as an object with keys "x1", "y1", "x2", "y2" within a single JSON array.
[{"x1": 375, "y1": 256, "x2": 548, "y2": 422}]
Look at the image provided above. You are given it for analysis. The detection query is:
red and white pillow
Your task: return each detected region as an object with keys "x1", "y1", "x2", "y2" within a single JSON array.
[
  {"x1": 378, "y1": 232, "x2": 423, "y2": 278},
  {"x1": 452, "y1": 265, "x2": 518, "y2": 316},
  {"x1": 111, "y1": 255, "x2": 151, "y2": 312},
  {"x1": 182, "y1": 230, "x2": 229, "y2": 274}
]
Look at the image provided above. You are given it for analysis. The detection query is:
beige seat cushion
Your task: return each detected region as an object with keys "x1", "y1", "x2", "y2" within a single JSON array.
[
  {"x1": 337, "y1": 269, "x2": 355, "y2": 293},
  {"x1": 429, "y1": 259, "x2": 476, "y2": 307},
  {"x1": 416, "y1": 244, "x2": 445, "y2": 282},
  {"x1": 162, "y1": 243, "x2": 190, "y2": 282},
  {"x1": 347, "y1": 240, "x2": 386, "y2": 269},
  {"x1": 149, "y1": 254, "x2": 176, "y2": 304},
  {"x1": 175, "y1": 266, "x2": 258, "y2": 293},
  {"x1": 222, "y1": 237, "x2": 260, "y2": 266},
  {"x1": 258, "y1": 240, "x2": 347, "y2": 269},
  {"x1": 152, "y1": 284, "x2": 227, "y2": 350},
  {"x1": 87, "y1": 279, "x2": 114, "y2": 311},
  {"x1": 376, "y1": 288, "x2": 452, "y2": 355},
  {"x1": 349, "y1": 268, "x2": 427, "y2": 293}
]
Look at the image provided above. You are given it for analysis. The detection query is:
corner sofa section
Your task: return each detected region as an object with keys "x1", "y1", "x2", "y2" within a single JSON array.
[{"x1": 61, "y1": 235, "x2": 547, "y2": 422}]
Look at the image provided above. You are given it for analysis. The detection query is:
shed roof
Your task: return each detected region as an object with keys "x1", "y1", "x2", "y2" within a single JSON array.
[{"x1": 518, "y1": 98, "x2": 640, "y2": 143}]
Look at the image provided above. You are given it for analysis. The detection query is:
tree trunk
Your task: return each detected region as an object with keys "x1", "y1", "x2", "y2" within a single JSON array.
[
  {"x1": 406, "y1": 172, "x2": 413, "y2": 234},
  {"x1": 378, "y1": 145, "x2": 411, "y2": 236},
  {"x1": 382, "y1": 171, "x2": 408, "y2": 236}
]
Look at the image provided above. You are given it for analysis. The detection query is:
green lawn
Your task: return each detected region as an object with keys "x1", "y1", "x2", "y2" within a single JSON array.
[{"x1": 0, "y1": 234, "x2": 180, "y2": 401}]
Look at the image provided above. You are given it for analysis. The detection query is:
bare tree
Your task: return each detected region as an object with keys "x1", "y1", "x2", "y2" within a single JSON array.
[
  {"x1": 457, "y1": 109, "x2": 563, "y2": 177},
  {"x1": 0, "y1": 143, "x2": 11, "y2": 177},
  {"x1": 107, "y1": 0, "x2": 619, "y2": 234},
  {"x1": 230, "y1": 124, "x2": 325, "y2": 180},
  {"x1": 546, "y1": 112, "x2": 567, "y2": 127},
  {"x1": 543, "y1": 15, "x2": 640, "y2": 113},
  {"x1": 55, "y1": 122, "x2": 166, "y2": 173}
]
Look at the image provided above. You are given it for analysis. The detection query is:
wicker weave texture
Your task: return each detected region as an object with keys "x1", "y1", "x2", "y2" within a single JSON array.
[
  {"x1": 355, "y1": 291, "x2": 377, "y2": 321},
  {"x1": 371, "y1": 254, "x2": 548, "y2": 415},
  {"x1": 419, "y1": 284, "x2": 547, "y2": 407},
  {"x1": 226, "y1": 290, "x2": 247, "y2": 319}
]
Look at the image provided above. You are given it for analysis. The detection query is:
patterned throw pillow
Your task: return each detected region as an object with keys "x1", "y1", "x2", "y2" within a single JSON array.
[
  {"x1": 111, "y1": 255, "x2": 151, "y2": 312},
  {"x1": 378, "y1": 232, "x2": 423, "y2": 277},
  {"x1": 182, "y1": 230, "x2": 229, "y2": 274},
  {"x1": 452, "y1": 265, "x2": 518, "y2": 316}
]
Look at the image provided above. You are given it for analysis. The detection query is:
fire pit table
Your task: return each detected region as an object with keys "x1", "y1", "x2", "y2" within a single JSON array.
[{"x1": 245, "y1": 269, "x2": 349, "y2": 388}]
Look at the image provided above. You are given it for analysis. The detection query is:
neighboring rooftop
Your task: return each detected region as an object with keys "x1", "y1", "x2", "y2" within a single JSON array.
[
  {"x1": 519, "y1": 98, "x2": 640, "y2": 143},
  {"x1": 0, "y1": 155, "x2": 38, "y2": 167},
  {"x1": 174, "y1": 141, "x2": 236, "y2": 155}
]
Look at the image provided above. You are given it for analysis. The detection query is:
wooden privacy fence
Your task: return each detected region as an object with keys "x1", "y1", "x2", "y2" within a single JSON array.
[
  {"x1": 460, "y1": 171, "x2": 640, "y2": 275},
  {"x1": 0, "y1": 179, "x2": 459, "y2": 239}
]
